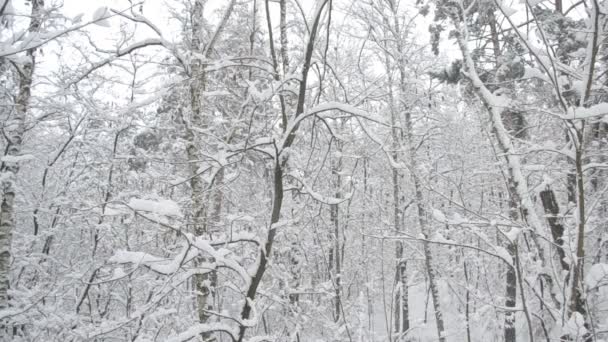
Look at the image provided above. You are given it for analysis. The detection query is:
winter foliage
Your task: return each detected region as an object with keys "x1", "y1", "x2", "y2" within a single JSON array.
[{"x1": 1, "y1": 0, "x2": 608, "y2": 341}]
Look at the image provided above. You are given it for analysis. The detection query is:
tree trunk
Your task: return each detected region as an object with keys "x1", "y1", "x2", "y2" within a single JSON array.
[
  {"x1": 394, "y1": 26, "x2": 446, "y2": 340},
  {"x1": 455, "y1": 19, "x2": 555, "y2": 341},
  {"x1": 0, "y1": 0, "x2": 43, "y2": 313},
  {"x1": 187, "y1": 0, "x2": 235, "y2": 337},
  {"x1": 540, "y1": 189, "x2": 570, "y2": 272},
  {"x1": 413, "y1": 176, "x2": 447, "y2": 342},
  {"x1": 504, "y1": 241, "x2": 517, "y2": 342},
  {"x1": 569, "y1": 142, "x2": 587, "y2": 316},
  {"x1": 487, "y1": 13, "x2": 522, "y2": 340},
  {"x1": 189, "y1": 0, "x2": 213, "y2": 332},
  {"x1": 237, "y1": 3, "x2": 328, "y2": 340},
  {"x1": 330, "y1": 137, "x2": 343, "y2": 322},
  {"x1": 386, "y1": 57, "x2": 409, "y2": 338},
  {"x1": 399, "y1": 69, "x2": 446, "y2": 342}
]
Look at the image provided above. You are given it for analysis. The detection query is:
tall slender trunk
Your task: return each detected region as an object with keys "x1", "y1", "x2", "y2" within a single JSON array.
[
  {"x1": 189, "y1": 1, "x2": 213, "y2": 333},
  {"x1": 412, "y1": 175, "x2": 447, "y2": 342},
  {"x1": 362, "y1": 158, "x2": 374, "y2": 338},
  {"x1": 279, "y1": 0, "x2": 289, "y2": 76},
  {"x1": 237, "y1": 3, "x2": 328, "y2": 340},
  {"x1": 455, "y1": 15, "x2": 552, "y2": 340},
  {"x1": 0, "y1": 0, "x2": 43, "y2": 312},
  {"x1": 569, "y1": 140, "x2": 587, "y2": 316},
  {"x1": 486, "y1": 12, "x2": 522, "y2": 340},
  {"x1": 385, "y1": 53, "x2": 409, "y2": 339},
  {"x1": 330, "y1": 137, "x2": 343, "y2": 322},
  {"x1": 187, "y1": 0, "x2": 236, "y2": 337},
  {"x1": 540, "y1": 189, "x2": 570, "y2": 272},
  {"x1": 387, "y1": 4, "x2": 446, "y2": 336},
  {"x1": 393, "y1": 170, "x2": 409, "y2": 339},
  {"x1": 566, "y1": 0, "x2": 598, "y2": 325},
  {"x1": 463, "y1": 256, "x2": 472, "y2": 342},
  {"x1": 399, "y1": 60, "x2": 446, "y2": 342},
  {"x1": 504, "y1": 236, "x2": 517, "y2": 342}
]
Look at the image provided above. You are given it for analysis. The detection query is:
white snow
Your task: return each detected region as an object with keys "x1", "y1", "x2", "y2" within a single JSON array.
[
  {"x1": 586, "y1": 263, "x2": 608, "y2": 288},
  {"x1": 1, "y1": 154, "x2": 35, "y2": 163},
  {"x1": 289, "y1": 172, "x2": 352, "y2": 205},
  {"x1": 448, "y1": 213, "x2": 467, "y2": 225},
  {"x1": 109, "y1": 245, "x2": 199, "y2": 275},
  {"x1": 109, "y1": 250, "x2": 164, "y2": 266},
  {"x1": 494, "y1": 246, "x2": 513, "y2": 265},
  {"x1": 504, "y1": 227, "x2": 522, "y2": 243},
  {"x1": 563, "y1": 312, "x2": 588, "y2": 338},
  {"x1": 72, "y1": 12, "x2": 85, "y2": 23},
  {"x1": 432, "y1": 208, "x2": 447, "y2": 223},
  {"x1": 110, "y1": 267, "x2": 127, "y2": 280},
  {"x1": 190, "y1": 235, "x2": 251, "y2": 283},
  {"x1": 203, "y1": 90, "x2": 230, "y2": 97},
  {"x1": 279, "y1": 101, "x2": 386, "y2": 149},
  {"x1": 565, "y1": 103, "x2": 608, "y2": 120},
  {"x1": 431, "y1": 232, "x2": 454, "y2": 244},
  {"x1": 500, "y1": 5, "x2": 517, "y2": 16},
  {"x1": 525, "y1": 0, "x2": 544, "y2": 6},
  {"x1": 92, "y1": 6, "x2": 111, "y2": 27},
  {"x1": 127, "y1": 198, "x2": 181, "y2": 216},
  {"x1": 166, "y1": 323, "x2": 236, "y2": 342}
]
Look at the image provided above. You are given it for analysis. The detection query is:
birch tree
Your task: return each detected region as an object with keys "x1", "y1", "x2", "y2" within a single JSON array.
[{"x1": 0, "y1": 0, "x2": 43, "y2": 317}]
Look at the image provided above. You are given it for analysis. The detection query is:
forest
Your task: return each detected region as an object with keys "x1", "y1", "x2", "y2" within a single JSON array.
[{"x1": 0, "y1": 0, "x2": 607, "y2": 341}]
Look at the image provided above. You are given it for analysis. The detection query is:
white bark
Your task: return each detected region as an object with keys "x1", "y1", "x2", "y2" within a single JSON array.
[
  {"x1": 186, "y1": 0, "x2": 235, "y2": 337},
  {"x1": 0, "y1": 0, "x2": 43, "y2": 312}
]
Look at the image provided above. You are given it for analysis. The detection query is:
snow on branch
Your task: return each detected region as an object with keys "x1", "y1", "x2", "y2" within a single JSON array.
[
  {"x1": 127, "y1": 197, "x2": 181, "y2": 217},
  {"x1": 188, "y1": 234, "x2": 251, "y2": 284},
  {"x1": 287, "y1": 171, "x2": 352, "y2": 205},
  {"x1": 564, "y1": 103, "x2": 608, "y2": 120},
  {"x1": 108, "y1": 244, "x2": 200, "y2": 275},
  {"x1": 70, "y1": 38, "x2": 179, "y2": 85},
  {"x1": 110, "y1": 9, "x2": 163, "y2": 37},
  {"x1": 166, "y1": 323, "x2": 237, "y2": 342},
  {"x1": 211, "y1": 231, "x2": 260, "y2": 247},
  {"x1": 279, "y1": 101, "x2": 387, "y2": 150},
  {"x1": 108, "y1": 227, "x2": 253, "y2": 284},
  {"x1": 0, "y1": 3, "x2": 146, "y2": 58},
  {"x1": 586, "y1": 263, "x2": 608, "y2": 289},
  {"x1": 370, "y1": 233, "x2": 515, "y2": 267}
]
